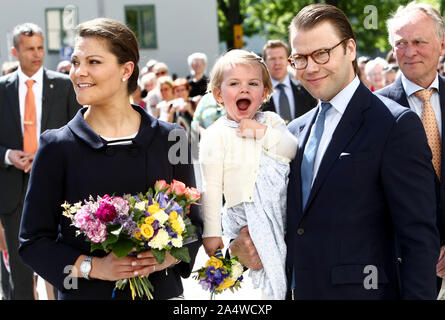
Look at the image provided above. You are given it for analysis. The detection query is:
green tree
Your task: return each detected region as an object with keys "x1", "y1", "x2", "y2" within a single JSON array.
[{"x1": 217, "y1": 0, "x2": 441, "y2": 56}]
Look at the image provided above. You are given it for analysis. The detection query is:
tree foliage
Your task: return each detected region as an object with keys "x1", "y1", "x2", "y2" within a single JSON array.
[{"x1": 217, "y1": 0, "x2": 442, "y2": 56}]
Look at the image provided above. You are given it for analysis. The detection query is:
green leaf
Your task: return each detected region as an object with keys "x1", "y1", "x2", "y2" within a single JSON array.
[
  {"x1": 90, "y1": 243, "x2": 103, "y2": 253},
  {"x1": 170, "y1": 247, "x2": 191, "y2": 263},
  {"x1": 112, "y1": 239, "x2": 134, "y2": 258},
  {"x1": 151, "y1": 249, "x2": 166, "y2": 264},
  {"x1": 107, "y1": 223, "x2": 121, "y2": 232}
]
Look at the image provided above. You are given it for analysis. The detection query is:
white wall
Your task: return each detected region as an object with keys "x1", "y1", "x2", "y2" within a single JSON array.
[{"x1": 0, "y1": 0, "x2": 220, "y2": 78}]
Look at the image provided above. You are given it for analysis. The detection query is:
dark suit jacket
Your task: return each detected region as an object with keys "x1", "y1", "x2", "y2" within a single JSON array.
[
  {"x1": 261, "y1": 77, "x2": 317, "y2": 120},
  {"x1": 286, "y1": 82, "x2": 440, "y2": 299},
  {"x1": 377, "y1": 75, "x2": 445, "y2": 242},
  {"x1": 19, "y1": 106, "x2": 203, "y2": 300},
  {"x1": 0, "y1": 68, "x2": 81, "y2": 215}
]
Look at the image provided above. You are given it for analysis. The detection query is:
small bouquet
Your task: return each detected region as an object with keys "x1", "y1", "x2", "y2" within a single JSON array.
[
  {"x1": 193, "y1": 249, "x2": 245, "y2": 299},
  {"x1": 62, "y1": 179, "x2": 199, "y2": 300}
]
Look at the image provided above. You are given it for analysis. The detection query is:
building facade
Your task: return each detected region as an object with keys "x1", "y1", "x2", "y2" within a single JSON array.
[{"x1": 0, "y1": 0, "x2": 220, "y2": 77}]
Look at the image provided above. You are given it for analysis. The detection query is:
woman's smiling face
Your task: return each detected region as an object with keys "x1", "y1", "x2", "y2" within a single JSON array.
[{"x1": 213, "y1": 63, "x2": 267, "y2": 122}]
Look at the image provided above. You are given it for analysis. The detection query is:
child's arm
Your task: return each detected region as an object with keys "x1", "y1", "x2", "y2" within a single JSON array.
[{"x1": 199, "y1": 124, "x2": 225, "y2": 250}]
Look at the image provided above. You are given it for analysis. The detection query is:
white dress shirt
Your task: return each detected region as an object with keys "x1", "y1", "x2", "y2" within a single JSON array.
[
  {"x1": 5, "y1": 66, "x2": 44, "y2": 165},
  {"x1": 271, "y1": 76, "x2": 296, "y2": 120},
  {"x1": 310, "y1": 76, "x2": 360, "y2": 184},
  {"x1": 401, "y1": 73, "x2": 441, "y2": 137}
]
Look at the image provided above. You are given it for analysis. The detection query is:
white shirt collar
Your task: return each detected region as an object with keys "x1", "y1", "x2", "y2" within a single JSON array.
[
  {"x1": 401, "y1": 73, "x2": 439, "y2": 97},
  {"x1": 17, "y1": 66, "x2": 44, "y2": 85},
  {"x1": 320, "y1": 76, "x2": 360, "y2": 116},
  {"x1": 271, "y1": 75, "x2": 291, "y2": 89}
]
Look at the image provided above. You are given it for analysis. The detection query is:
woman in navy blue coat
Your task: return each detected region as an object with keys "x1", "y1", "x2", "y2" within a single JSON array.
[{"x1": 18, "y1": 18, "x2": 202, "y2": 300}]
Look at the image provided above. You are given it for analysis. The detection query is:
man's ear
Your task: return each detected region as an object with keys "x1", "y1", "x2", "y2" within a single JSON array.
[{"x1": 11, "y1": 46, "x2": 18, "y2": 59}]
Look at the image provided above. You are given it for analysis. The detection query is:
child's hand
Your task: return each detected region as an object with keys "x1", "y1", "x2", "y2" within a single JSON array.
[
  {"x1": 203, "y1": 237, "x2": 224, "y2": 257},
  {"x1": 237, "y1": 119, "x2": 267, "y2": 139}
]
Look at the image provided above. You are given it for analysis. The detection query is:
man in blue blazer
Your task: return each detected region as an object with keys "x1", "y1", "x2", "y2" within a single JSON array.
[
  {"x1": 0, "y1": 23, "x2": 81, "y2": 299},
  {"x1": 377, "y1": 3, "x2": 445, "y2": 286},
  {"x1": 230, "y1": 4, "x2": 440, "y2": 299}
]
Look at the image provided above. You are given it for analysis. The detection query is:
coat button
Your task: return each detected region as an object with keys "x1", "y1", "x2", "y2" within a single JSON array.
[{"x1": 297, "y1": 228, "x2": 304, "y2": 236}]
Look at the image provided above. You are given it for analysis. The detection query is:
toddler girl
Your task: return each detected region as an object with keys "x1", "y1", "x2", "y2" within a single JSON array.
[{"x1": 199, "y1": 49, "x2": 298, "y2": 300}]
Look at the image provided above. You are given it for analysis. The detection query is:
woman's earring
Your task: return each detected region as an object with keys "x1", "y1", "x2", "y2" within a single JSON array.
[{"x1": 122, "y1": 78, "x2": 127, "y2": 82}]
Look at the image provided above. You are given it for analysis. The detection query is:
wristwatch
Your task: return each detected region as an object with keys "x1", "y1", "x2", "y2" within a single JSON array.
[{"x1": 80, "y1": 256, "x2": 93, "y2": 280}]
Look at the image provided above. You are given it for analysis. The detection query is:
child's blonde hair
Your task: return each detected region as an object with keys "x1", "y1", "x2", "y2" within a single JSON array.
[{"x1": 208, "y1": 49, "x2": 274, "y2": 103}]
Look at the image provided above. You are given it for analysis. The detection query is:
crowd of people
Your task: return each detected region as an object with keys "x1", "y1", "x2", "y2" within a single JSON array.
[{"x1": 1, "y1": 0, "x2": 445, "y2": 301}]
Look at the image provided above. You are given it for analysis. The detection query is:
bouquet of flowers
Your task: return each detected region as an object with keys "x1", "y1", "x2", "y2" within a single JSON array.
[
  {"x1": 62, "y1": 179, "x2": 199, "y2": 300},
  {"x1": 193, "y1": 249, "x2": 245, "y2": 299}
]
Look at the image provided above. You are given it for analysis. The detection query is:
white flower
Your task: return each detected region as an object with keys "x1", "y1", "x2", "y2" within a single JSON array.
[
  {"x1": 230, "y1": 260, "x2": 244, "y2": 281},
  {"x1": 148, "y1": 229, "x2": 169, "y2": 250},
  {"x1": 153, "y1": 210, "x2": 169, "y2": 225},
  {"x1": 134, "y1": 201, "x2": 146, "y2": 211},
  {"x1": 171, "y1": 235, "x2": 183, "y2": 248}
]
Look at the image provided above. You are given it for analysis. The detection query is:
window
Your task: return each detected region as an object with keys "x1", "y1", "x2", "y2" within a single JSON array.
[
  {"x1": 125, "y1": 5, "x2": 157, "y2": 49},
  {"x1": 45, "y1": 6, "x2": 77, "y2": 53}
]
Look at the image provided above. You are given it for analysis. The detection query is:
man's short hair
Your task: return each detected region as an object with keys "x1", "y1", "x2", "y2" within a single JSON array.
[
  {"x1": 262, "y1": 40, "x2": 290, "y2": 61},
  {"x1": 387, "y1": 2, "x2": 445, "y2": 46},
  {"x1": 12, "y1": 23, "x2": 43, "y2": 48}
]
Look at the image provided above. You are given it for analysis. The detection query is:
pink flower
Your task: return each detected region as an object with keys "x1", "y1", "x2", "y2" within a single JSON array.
[
  {"x1": 86, "y1": 220, "x2": 107, "y2": 244},
  {"x1": 155, "y1": 180, "x2": 170, "y2": 193},
  {"x1": 111, "y1": 197, "x2": 129, "y2": 215},
  {"x1": 74, "y1": 208, "x2": 93, "y2": 231},
  {"x1": 96, "y1": 202, "x2": 117, "y2": 223},
  {"x1": 185, "y1": 187, "x2": 200, "y2": 202},
  {"x1": 170, "y1": 179, "x2": 186, "y2": 196}
]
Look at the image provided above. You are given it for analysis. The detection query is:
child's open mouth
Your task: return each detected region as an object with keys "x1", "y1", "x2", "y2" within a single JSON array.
[{"x1": 236, "y1": 98, "x2": 251, "y2": 111}]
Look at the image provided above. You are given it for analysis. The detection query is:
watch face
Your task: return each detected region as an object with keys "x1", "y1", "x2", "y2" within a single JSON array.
[{"x1": 80, "y1": 259, "x2": 91, "y2": 274}]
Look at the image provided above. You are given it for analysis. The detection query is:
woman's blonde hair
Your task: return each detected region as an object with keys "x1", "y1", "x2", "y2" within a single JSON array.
[{"x1": 207, "y1": 49, "x2": 273, "y2": 103}]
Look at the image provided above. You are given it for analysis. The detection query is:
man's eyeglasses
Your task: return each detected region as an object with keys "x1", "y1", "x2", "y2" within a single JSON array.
[{"x1": 288, "y1": 38, "x2": 349, "y2": 70}]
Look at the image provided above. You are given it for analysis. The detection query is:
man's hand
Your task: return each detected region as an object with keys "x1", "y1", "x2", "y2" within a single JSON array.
[
  {"x1": 229, "y1": 226, "x2": 263, "y2": 270},
  {"x1": 8, "y1": 150, "x2": 34, "y2": 173}
]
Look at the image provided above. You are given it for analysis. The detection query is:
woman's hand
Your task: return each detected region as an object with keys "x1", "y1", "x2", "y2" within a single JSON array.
[
  {"x1": 132, "y1": 250, "x2": 179, "y2": 276},
  {"x1": 88, "y1": 253, "x2": 139, "y2": 281}
]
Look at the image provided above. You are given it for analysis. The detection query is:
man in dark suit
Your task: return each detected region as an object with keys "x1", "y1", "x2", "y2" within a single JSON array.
[
  {"x1": 230, "y1": 4, "x2": 439, "y2": 299},
  {"x1": 376, "y1": 2, "x2": 445, "y2": 296},
  {"x1": 261, "y1": 40, "x2": 317, "y2": 123},
  {"x1": 0, "y1": 23, "x2": 81, "y2": 299}
]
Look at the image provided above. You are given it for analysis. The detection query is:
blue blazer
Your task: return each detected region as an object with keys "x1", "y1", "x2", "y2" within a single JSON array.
[
  {"x1": 19, "y1": 105, "x2": 203, "y2": 300},
  {"x1": 377, "y1": 75, "x2": 445, "y2": 242},
  {"x1": 286, "y1": 82, "x2": 439, "y2": 299}
]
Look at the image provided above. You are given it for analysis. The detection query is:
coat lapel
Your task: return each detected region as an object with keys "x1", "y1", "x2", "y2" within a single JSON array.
[
  {"x1": 5, "y1": 73, "x2": 22, "y2": 138},
  {"x1": 41, "y1": 69, "x2": 55, "y2": 131},
  {"x1": 302, "y1": 83, "x2": 370, "y2": 215}
]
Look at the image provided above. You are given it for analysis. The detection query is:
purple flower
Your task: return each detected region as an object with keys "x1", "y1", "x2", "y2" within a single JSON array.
[
  {"x1": 96, "y1": 202, "x2": 117, "y2": 223},
  {"x1": 156, "y1": 192, "x2": 169, "y2": 209},
  {"x1": 199, "y1": 278, "x2": 212, "y2": 291},
  {"x1": 151, "y1": 220, "x2": 160, "y2": 230}
]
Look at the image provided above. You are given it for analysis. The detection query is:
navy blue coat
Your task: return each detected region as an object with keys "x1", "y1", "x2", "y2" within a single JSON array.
[
  {"x1": 286, "y1": 82, "x2": 439, "y2": 299},
  {"x1": 19, "y1": 105, "x2": 203, "y2": 300},
  {"x1": 377, "y1": 75, "x2": 445, "y2": 242}
]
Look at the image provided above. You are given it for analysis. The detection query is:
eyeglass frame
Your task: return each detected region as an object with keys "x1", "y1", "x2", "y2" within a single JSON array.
[{"x1": 288, "y1": 38, "x2": 350, "y2": 70}]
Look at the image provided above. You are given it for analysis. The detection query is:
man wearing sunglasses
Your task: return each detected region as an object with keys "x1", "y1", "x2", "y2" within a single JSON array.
[{"x1": 229, "y1": 3, "x2": 439, "y2": 300}]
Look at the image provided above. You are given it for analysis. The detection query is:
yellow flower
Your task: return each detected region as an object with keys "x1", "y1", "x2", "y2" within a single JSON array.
[
  {"x1": 148, "y1": 202, "x2": 160, "y2": 214},
  {"x1": 169, "y1": 211, "x2": 178, "y2": 222},
  {"x1": 171, "y1": 219, "x2": 183, "y2": 235},
  {"x1": 145, "y1": 216, "x2": 156, "y2": 225},
  {"x1": 216, "y1": 278, "x2": 236, "y2": 291},
  {"x1": 135, "y1": 231, "x2": 143, "y2": 241},
  {"x1": 205, "y1": 256, "x2": 223, "y2": 269},
  {"x1": 140, "y1": 224, "x2": 154, "y2": 239}
]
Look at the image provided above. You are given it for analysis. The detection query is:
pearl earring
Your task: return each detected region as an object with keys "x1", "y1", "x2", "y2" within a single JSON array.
[{"x1": 122, "y1": 78, "x2": 127, "y2": 82}]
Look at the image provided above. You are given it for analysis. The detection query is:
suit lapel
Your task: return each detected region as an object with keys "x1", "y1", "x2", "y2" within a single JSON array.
[
  {"x1": 41, "y1": 69, "x2": 54, "y2": 131},
  {"x1": 390, "y1": 76, "x2": 410, "y2": 107},
  {"x1": 5, "y1": 73, "x2": 22, "y2": 138},
  {"x1": 302, "y1": 83, "x2": 369, "y2": 215}
]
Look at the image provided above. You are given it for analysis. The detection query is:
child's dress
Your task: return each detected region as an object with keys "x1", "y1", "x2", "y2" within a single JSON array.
[{"x1": 200, "y1": 112, "x2": 297, "y2": 300}]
